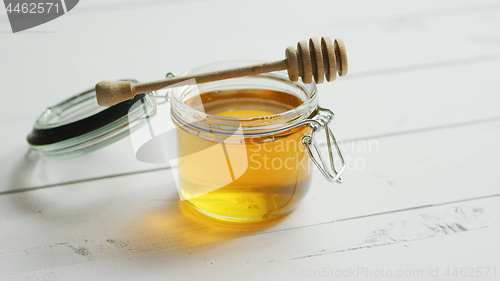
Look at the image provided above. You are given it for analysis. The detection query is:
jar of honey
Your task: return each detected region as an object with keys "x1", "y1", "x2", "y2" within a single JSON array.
[
  {"x1": 26, "y1": 61, "x2": 345, "y2": 223},
  {"x1": 169, "y1": 61, "x2": 345, "y2": 222}
]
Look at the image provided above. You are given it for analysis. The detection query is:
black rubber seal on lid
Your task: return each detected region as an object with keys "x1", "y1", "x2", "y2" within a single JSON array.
[{"x1": 26, "y1": 93, "x2": 147, "y2": 146}]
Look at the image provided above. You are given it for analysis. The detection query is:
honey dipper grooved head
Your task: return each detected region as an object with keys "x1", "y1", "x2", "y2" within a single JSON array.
[
  {"x1": 309, "y1": 37, "x2": 325, "y2": 84},
  {"x1": 334, "y1": 38, "x2": 348, "y2": 77},
  {"x1": 286, "y1": 46, "x2": 299, "y2": 82},
  {"x1": 286, "y1": 37, "x2": 348, "y2": 83},
  {"x1": 321, "y1": 36, "x2": 337, "y2": 82},
  {"x1": 297, "y1": 40, "x2": 313, "y2": 84}
]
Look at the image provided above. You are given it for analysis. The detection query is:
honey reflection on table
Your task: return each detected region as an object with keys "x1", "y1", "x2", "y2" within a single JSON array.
[{"x1": 141, "y1": 200, "x2": 289, "y2": 249}]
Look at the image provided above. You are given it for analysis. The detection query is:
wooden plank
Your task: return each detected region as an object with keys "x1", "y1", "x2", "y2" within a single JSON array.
[
  {"x1": 0, "y1": 178, "x2": 498, "y2": 279},
  {"x1": 276, "y1": 226, "x2": 500, "y2": 281},
  {"x1": 1, "y1": 71, "x2": 499, "y2": 193},
  {"x1": 0, "y1": 0, "x2": 499, "y2": 123}
]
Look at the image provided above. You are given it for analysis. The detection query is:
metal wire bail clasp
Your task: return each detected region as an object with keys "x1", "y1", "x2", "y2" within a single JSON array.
[{"x1": 302, "y1": 107, "x2": 345, "y2": 183}]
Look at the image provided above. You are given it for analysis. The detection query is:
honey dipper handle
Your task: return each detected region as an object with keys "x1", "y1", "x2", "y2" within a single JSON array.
[
  {"x1": 95, "y1": 60, "x2": 287, "y2": 106},
  {"x1": 135, "y1": 60, "x2": 288, "y2": 96},
  {"x1": 96, "y1": 37, "x2": 348, "y2": 106}
]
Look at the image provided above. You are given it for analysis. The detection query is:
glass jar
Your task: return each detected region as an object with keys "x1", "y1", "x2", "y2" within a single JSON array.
[{"x1": 169, "y1": 61, "x2": 344, "y2": 222}]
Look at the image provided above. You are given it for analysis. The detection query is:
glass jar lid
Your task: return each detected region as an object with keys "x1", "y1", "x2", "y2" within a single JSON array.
[{"x1": 26, "y1": 79, "x2": 156, "y2": 159}]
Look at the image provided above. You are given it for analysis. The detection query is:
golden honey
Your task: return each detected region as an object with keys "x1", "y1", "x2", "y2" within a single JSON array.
[{"x1": 174, "y1": 89, "x2": 314, "y2": 222}]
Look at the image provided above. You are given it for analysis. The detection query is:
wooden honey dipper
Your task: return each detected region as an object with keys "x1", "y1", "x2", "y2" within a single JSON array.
[{"x1": 96, "y1": 37, "x2": 348, "y2": 106}]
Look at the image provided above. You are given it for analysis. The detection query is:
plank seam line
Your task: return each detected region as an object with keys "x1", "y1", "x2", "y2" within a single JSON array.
[
  {"x1": 332, "y1": 1, "x2": 500, "y2": 28},
  {"x1": 1, "y1": 0, "x2": 500, "y2": 26},
  {"x1": 344, "y1": 55, "x2": 500, "y2": 80},
  {"x1": 0, "y1": 166, "x2": 170, "y2": 196},
  {"x1": 291, "y1": 225, "x2": 491, "y2": 261},
  {"x1": 340, "y1": 115, "x2": 500, "y2": 143},
  {"x1": 260, "y1": 193, "x2": 500, "y2": 236}
]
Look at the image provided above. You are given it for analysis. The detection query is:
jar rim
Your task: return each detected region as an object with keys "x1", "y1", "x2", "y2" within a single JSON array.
[{"x1": 170, "y1": 60, "x2": 319, "y2": 134}]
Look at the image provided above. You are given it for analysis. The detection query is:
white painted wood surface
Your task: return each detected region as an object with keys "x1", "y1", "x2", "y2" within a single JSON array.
[{"x1": 0, "y1": 0, "x2": 499, "y2": 280}]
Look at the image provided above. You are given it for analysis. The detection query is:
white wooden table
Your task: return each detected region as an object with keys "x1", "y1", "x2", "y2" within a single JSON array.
[{"x1": 1, "y1": 1, "x2": 499, "y2": 280}]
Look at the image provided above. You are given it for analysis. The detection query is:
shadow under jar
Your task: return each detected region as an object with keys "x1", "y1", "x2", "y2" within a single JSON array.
[{"x1": 170, "y1": 61, "x2": 343, "y2": 222}]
